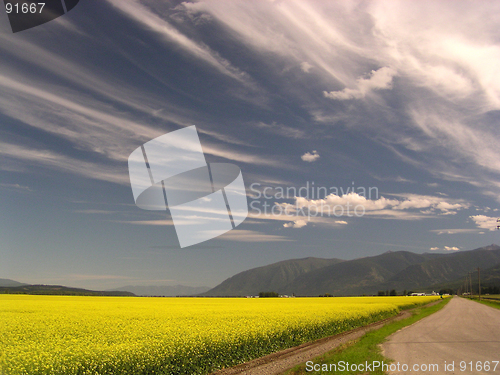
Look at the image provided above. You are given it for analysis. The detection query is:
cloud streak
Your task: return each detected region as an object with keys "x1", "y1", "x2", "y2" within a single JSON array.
[
  {"x1": 106, "y1": 0, "x2": 252, "y2": 85},
  {"x1": 324, "y1": 66, "x2": 396, "y2": 100},
  {"x1": 0, "y1": 141, "x2": 128, "y2": 185}
]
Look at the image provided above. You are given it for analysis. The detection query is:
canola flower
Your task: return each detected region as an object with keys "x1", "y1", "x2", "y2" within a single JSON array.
[{"x1": 0, "y1": 295, "x2": 440, "y2": 375}]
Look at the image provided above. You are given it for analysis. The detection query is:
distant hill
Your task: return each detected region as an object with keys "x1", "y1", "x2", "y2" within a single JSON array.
[
  {"x1": 0, "y1": 284, "x2": 135, "y2": 296},
  {"x1": 0, "y1": 280, "x2": 208, "y2": 297},
  {"x1": 283, "y1": 251, "x2": 441, "y2": 296},
  {"x1": 204, "y1": 245, "x2": 500, "y2": 296},
  {"x1": 424, "y1": 262, "x2": 500, "y2": 293},
  {"x1": 377, "y1": 246, "x2": 500, "y2": 292},
  {"x1": 111, "y1": 285, "x2": 211, "y2": 296},
  {"x1": 0, "y1": 278, "x2": 27, "y2": 287},
  {"x1": 202, "y1": 257, "x2": 344, "y2": 296}
]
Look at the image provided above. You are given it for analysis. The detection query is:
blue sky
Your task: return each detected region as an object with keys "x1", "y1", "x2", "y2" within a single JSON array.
[{"x1": 1, "y1": 0, "x2": 500, "y2": 290}]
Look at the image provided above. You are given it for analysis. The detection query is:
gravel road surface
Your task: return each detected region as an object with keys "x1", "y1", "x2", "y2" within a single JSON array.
[{"x1": 382, "y1": 297, "x2": 500, "y2": 375}]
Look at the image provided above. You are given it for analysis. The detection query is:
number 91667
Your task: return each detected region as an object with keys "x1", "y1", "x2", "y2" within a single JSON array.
[
  {"x1": 5, "y1": 3, "x2": 45, "y2": 14},
  {"x1": 460, "y1": 361, "x2": 499, "y2": 372}
]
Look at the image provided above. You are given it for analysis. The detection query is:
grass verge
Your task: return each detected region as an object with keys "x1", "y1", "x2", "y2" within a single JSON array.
[
  {"x1": 282, "y1": 298, "x2": 451, "y2": 375},
  {"x1": 470, "y1": 297, "x2": 500, "y2": 310}
]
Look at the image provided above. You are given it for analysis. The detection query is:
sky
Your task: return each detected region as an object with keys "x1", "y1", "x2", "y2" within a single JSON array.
[{"x1": 1, "y1": 0, "x2": 500, "y2": 290}]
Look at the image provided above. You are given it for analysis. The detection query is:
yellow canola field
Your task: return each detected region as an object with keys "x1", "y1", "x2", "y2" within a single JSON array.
[{"x1": 0, "y1": 295, "x2": 439, "y2": 375}]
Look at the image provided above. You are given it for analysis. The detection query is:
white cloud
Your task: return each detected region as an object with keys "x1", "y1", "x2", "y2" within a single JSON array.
[
  {"x1": 301, "y1": 150, "x2": 320, "y2": 162},
  {"x1": 250, "y1": 191, "x2": 468, "y2": 226},
  {"x1": 324, "y1": 66, "x2": 396, "y2": 100},
  {"x1": 281, "y1": 192, "x2": 469, "y2": 220},
  {"x1": 294, "y1": 192, "x2": 396, "y2": 212},
  {"x1": 300, "y1": 62, "x2": 313, "y2": 73},
  {"x1": 284, "y1": 219, "x2": 308, "y2": 229},
  {"x1": 429, "y1": 246, "x2": 460, "y2": 251},
  {"x1": 470, "y1": 215, "x2": 499, "y2": 231},
  {"x1": 368, "y1": 1, "x2": 500, "y2": 108},
  {"x1": 389, "y1": 193, "x2": 469, "y2": 214}
]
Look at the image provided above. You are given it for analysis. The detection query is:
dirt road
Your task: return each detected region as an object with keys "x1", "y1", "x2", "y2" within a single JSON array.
[
  {"x1": 211, "y1": 311, "x2": 412, "y2": 375},
  {"x1": 382, "y1": 297, "x2": 500, "y2": 374}
]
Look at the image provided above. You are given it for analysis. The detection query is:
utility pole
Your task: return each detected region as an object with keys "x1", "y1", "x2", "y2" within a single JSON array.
[
  {"x1": 478, "y1": 267, "x2": 481, "y2": 301},
  {"x1": 469, "y1": 272, "x2": 473, "y2": 298}
]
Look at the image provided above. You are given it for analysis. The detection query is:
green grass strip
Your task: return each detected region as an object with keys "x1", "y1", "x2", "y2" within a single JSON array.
[
  {"x1": 283, "y1": 298, "x2": 451, "y2": 375},
  {"x1": 470, "y1": 298, "x2": 500, "y2": 310}
]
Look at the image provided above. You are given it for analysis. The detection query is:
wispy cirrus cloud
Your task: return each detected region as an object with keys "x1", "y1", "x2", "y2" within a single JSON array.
[
  {"x1": 0, "y1": 74, "x2": 159, "y2": 161},
  {"x1": 181, "y1": 0, "x2": 368, "y2": 86},
  {"x1": 430, "y1": 228, "x2": 483, "y2": 235},
  {"x1": 180, "y1": 0, "x2": 500, "y2": 201},
  {"x1": 0, "y1": 183, "x2": 32, "y2": 192},
  {"x1": 0, "y1": 35, "x2": 200, "y2": 130},
  {"x1": 255, "y1": 122, "x2": 307, "y2": 139},
  {"x1": 0, "y1": 71, "x2": 286, "y2": 185},
  {"x1": 106, "y1": 0, "x2": 253, "y2": 86},
  {"x1": 0, "y1": 141, "x2": 129, "y2": 185}
]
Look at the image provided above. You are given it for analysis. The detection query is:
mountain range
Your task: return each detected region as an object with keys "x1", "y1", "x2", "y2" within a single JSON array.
[
  {"x1": 3, "y1": 245, "x2": 500, "y2": 297},
  {"x1": 0, "y1": 284, "x2": 134, "y2": 296},
  {"x1": 202, "y1": 244, "x2": 500, "y2": 296},
  {"x1": 0, "y1": 278, "x2": 210, "y2": 297}
]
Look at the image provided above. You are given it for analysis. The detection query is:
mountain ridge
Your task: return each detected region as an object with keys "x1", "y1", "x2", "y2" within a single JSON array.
[
  {"x1": 202, "y1": 257, "x2": 344, "y2": 296},
  {"x1": 0, "y1": 278, "x2": 28, "y2": 287},
  {"x1": 204, "y1": 245, "x2": 500, "y2": 296},
  {"x1": 0, "y1": 284, "x2": 135, "y2": 296}
]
